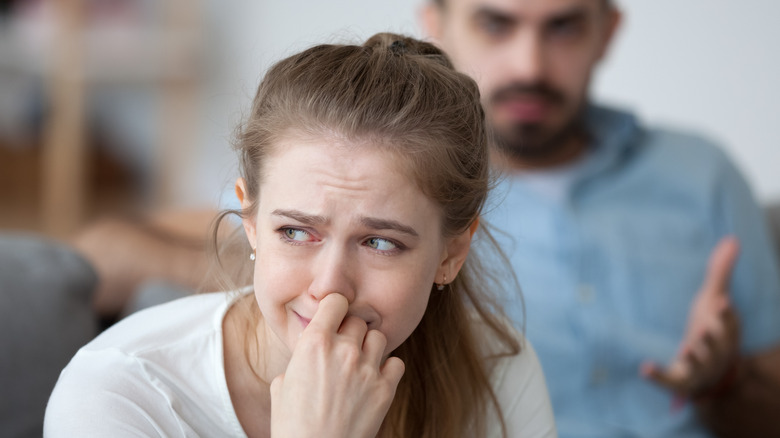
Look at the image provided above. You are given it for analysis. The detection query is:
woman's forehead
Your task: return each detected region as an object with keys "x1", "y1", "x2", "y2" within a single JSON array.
[{"x1": 258, "y1": 138, "x2": 441, "y2": 227}]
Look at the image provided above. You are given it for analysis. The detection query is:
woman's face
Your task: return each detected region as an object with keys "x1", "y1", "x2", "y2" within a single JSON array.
[{"x1": 239, "y1": 134, "x2": 470, "y2": 362}]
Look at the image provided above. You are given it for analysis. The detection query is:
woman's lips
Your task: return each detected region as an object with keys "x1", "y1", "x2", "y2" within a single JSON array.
[{"x1": 294, "y1": 311, "x2": 311, "y2": 329}]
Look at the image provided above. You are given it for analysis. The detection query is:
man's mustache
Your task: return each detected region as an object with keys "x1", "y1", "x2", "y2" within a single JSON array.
[{"x1": 489, "y1": 82, "x2": 565, "y2": 106}]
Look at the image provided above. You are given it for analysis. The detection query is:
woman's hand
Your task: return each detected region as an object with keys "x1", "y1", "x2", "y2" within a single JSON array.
[{"x1": 270, "y1": 294, "x2": 405, "y2": 438}]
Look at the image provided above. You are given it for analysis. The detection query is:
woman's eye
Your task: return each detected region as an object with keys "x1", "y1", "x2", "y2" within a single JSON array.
[
  {"x1": 282, "y1": 228, "x2": 311, "y2": 242},
  {"x1": 365, "y1": 237, "x2": 397, "y2": 251}
]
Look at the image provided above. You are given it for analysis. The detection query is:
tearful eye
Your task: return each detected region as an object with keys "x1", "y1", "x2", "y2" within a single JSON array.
[
  {"x1": 365, "y1": 237, "x2": 397, "y2": 251},
  {"x1": 283, "y1": 228, "x2": 311, "y2": 242}
]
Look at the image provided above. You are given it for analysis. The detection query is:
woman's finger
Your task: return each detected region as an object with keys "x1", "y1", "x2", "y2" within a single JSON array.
[
  {"x1": 381, "y1": 356, "x2": 405, "y2": 388},
  {"x1": 339, "y1": 315, "x2": 368, "y2": 343},
  {"x1": 362, "y1": 329, "x2": 388, "y2": 368},
  {"x1": 307, "y1": 293, "x2": 350, "y2": 334}
]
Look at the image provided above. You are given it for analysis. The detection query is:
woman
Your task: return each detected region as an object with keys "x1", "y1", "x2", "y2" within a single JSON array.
[{"x1": 45, "y1": 33, "x2": 556, "y2": 437}]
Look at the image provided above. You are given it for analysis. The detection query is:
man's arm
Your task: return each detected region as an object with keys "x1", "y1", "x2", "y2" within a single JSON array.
[
  {"x1": 640, "y1": 238, "x2": 741, "y2": 396},
  {"x1": 640, "y1": 237, "x2": 780, "y2": 436},
  {"x1": 695, "y1": 347, "x2": 780, "y2": 438},
  {"x1": 641, "y1": 147, "x2": 780, "y2": 436}
]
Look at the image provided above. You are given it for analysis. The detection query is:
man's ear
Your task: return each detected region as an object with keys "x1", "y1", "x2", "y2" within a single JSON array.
[
  {"x1": 235, "y1": 177, "x2": 257, "y2": 247},
  {"x1": 436, "y1": 226, "x2": 474, "y2": 285},
  {"x1": 419, "y1": 2, "x2": 444, "y2": 42},
  {"x1": 596, "y1": 6, "x2": 622, "y2": 61}
]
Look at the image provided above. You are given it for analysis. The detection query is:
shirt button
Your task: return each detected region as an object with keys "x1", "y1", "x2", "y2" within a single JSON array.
[
  {"x1": 591, "y1": 366, "x2": 608, "y2": 385},
  {"x1": 578, "y1": 284, "x2": 595, "y2": 302}
]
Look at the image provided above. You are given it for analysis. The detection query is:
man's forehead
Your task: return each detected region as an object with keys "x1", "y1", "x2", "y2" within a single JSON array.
[{"x1": 445, "y1": 0, "x2": 603, "y2": 19}]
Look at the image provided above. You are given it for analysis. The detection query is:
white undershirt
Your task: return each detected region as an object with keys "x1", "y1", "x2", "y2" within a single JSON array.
[{"x1": 510, "y1": 157, "x2": 588, "y2": 204}]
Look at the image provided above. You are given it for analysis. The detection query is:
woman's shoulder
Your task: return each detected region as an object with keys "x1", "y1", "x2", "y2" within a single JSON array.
[
  {"x1": 44, "y1": 291, "x2": 247, "y2": 437},
  {"x1": 86, "y1": 291, "x2": 236, "y2": 354},
  {"x1": 468, "y1": 314, "x2": 548, "y2": 404},
  {"x1": 475, "y1": 319, "x2": 558, "y2": 437},
  {"x1": 489, "y1": 331, "x2": 544, "y2": 396}
]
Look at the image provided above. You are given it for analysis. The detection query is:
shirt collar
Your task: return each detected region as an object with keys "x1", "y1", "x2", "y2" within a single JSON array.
[{"x1": 576, "y1": 104, "x2": 642, "y2": 182}]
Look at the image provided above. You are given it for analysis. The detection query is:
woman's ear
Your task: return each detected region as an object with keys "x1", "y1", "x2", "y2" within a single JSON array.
[
  {"x1": 436, "y1": 224, "x2": 475, "y2": 285},
  {"x1": 235, "y1": 178, "x2": 257, "y2": 247}
]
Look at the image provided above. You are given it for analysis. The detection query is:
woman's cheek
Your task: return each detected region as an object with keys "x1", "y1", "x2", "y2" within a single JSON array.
[{"x1": 382, "y1": 284, "x2": 432, "y2": 353}]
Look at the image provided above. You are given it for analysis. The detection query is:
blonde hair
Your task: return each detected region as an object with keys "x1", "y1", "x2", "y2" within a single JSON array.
[{"x1": 212, "y1": 33, "x2": 520, "y2": 437}]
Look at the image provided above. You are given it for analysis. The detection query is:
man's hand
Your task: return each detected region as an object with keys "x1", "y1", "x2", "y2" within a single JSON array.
[
  {"x1": 270, "y1": 294, "x2": 405, "y2": 438},
  {"x1": 641, "y1": 237, "x2": 741, "y2": 398}
]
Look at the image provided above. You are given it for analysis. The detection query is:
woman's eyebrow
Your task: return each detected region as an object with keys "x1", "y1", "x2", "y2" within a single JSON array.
[
  {"x1": 360, "y1": 217, "x2": 419, "y2": 238},
  {"x1": 272, "y1": 209, "x2": 419, "y2": 237},
  {"x1": 272, "y1": 209, "x2": 328, "y2": 225}
]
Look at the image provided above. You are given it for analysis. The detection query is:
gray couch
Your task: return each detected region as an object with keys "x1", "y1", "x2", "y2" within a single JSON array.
[
  {"x1": 768, "y1": 204, "x2": 780, "y2": 262},
  {"x1": 0, "y1": 234, "x2": 98, "y2": 438}
]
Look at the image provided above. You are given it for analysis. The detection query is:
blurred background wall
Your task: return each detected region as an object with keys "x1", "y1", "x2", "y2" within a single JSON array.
[{"x1": 1, "y1": 0, "x2": 778, "y2": 238}]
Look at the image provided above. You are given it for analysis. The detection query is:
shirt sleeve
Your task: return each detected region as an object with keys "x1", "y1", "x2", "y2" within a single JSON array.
[
  {"x1": 492, "y1": 338, "x2": 558, "y2": 438},
  {"x1": 44, "y1": 349, "x2": 180, "y2": 438},
  {"x1": 713, "y1": 150, "x2": 780, "y2": 353}
]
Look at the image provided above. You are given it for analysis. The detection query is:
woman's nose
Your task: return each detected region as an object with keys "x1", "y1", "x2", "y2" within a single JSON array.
[{"x1": 306, "y1": 243, "x2": 356, "y2": 303}]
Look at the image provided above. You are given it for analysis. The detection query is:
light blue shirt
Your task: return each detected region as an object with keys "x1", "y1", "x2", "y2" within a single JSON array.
[{"x1": 485, "y1": 105, "x2": 780, "y2": 438}]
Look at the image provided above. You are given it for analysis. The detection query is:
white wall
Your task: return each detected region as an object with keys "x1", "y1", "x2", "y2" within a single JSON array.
[
  {"x1": 191, "y1": 0, "x2": 780, "y2": 207},
  {"x1": 593, "y1": 0, "x2": 780, "y2": 203},
  {"x1": 185, "y1": 0, "x2": 423, "y2": 207}
]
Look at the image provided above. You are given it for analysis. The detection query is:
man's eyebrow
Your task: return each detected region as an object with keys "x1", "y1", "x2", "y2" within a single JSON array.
[
  {"x1": 545, "y1": 5, "x2": 588, "y2": 26},
  {"x1": 471, "y1": 4, "x2": 590, "y2": 27},
  {"x1": 472, "y1": 6, "x2": 516, "y2": 26},
  {"x1": 360, "y1": 217, "x2": 419, "y2": 238},
  {"x1": 271, "y1": 209, "x2": 328, "y2": 225}
]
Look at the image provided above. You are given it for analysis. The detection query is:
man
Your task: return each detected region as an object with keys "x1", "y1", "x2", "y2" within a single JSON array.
[{"x1": 421, "y1": 0, "x2": 780, "y2": 436}]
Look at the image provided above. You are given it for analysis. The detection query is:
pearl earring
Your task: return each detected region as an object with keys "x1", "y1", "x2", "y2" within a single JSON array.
[
  {"x1": 249, "y1": 249, "x2": 256, "y2": 261},
  {"x1": 436, "y1": 274, "x2": 447, "y2": 291}
]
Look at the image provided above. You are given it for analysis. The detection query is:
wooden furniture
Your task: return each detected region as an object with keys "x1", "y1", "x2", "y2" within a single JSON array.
[{"x1": 0, "y1": 0, "x2": 202, "y2": 237}]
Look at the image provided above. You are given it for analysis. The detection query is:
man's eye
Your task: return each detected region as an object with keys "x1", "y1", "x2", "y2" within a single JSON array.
[
  {"x1": 477, "y1": 17, "x2": 511, "y2": 38},
  {"x1": 547, "y1": 19, "x2": 583, "y2": 39},
  {"x1": 365, "y1": 237, "x2": 397, "y2": 251},
  {"x1": 283, "y1": 228, "x2": 311, "y2": 242}
]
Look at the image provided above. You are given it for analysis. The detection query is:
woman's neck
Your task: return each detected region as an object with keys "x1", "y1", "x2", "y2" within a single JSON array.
[{"x1": 223, "y1": 295, "x2": 278, "y2": 437}]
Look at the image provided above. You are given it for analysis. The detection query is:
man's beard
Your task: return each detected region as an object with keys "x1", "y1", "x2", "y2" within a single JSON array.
[{"x1": 487, "y1": 81, "x2": 586, "y2": 163}]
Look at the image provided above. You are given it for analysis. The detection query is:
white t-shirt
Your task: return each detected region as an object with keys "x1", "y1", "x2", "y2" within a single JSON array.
[{"x1": 44, "y1": 292, "x2": 557, "y2": 437}]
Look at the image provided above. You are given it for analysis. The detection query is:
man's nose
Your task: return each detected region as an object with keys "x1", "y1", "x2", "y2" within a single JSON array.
[
  {"x1": 306, "y1": 243, "x2": 356, "y2": 304},
  {"x1": 506, "y1": 30, "x2": 546, "y2": 84}
]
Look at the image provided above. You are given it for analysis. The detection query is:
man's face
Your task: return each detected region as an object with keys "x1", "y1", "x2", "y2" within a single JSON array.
[{"x1": 424, "y1": 0, "x2": 619, "y2": 161}]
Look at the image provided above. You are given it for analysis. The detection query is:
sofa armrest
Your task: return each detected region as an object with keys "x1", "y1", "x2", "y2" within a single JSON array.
[{"x1": 0, "y1": 233, "x2": 99, "y2": 438}]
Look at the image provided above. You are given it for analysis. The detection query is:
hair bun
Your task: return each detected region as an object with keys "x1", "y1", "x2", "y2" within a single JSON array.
[
  {"x1": 389, "y1": 39, "x2": 407, "y2": 55},
  {"x1": 363, "y1": 32, "x2": 453, "y2": 68}
]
